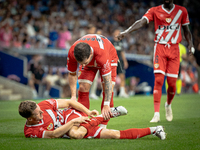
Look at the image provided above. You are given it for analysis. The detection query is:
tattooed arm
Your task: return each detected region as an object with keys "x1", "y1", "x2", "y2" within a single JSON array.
[{"x1": 102, "y1": 73, "x2": 112, "y2": 120}]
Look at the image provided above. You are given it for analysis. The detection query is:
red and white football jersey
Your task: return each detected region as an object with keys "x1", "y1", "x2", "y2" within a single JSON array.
[
  {"x1": 67, "y1": 34, "x2": 118, "y2": 76},
  {"x1": 24, "y1": 99, "x2": 66, "y2": 138},
  {"x1": 143, "y1": 4, "x2": 190, "y2": 44}
]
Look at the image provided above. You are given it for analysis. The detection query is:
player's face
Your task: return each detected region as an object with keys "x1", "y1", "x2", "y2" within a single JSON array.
[
  {"x1": 32, "y1": 105, "x2": 43, "y2": 123},
  {"x1": 163, "y1": 0, "x2": 173, "y2": 5},
  {"x1": 78, "y1": 52, "x2": 93, "y2": 67}
]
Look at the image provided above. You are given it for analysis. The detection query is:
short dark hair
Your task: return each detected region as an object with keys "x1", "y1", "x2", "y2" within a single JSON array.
[
  {"x1": 74, "y1": 42, "x2": 91, "y2": 62},
  {"x1": 18, "y1": 101, "x2": 37, "y2": 118}
]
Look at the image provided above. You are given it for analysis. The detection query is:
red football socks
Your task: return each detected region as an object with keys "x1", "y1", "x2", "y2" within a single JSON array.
[
  {"x1": 78, "y1": 91, "x2": 90, "y2": 109},
  {"x1": 153, "y1": 74, "x2": 165, "y2": 112},
  {"x1": 166, "y1": 77, "x2": 177, "y2": 105},
  {"x1": 80, "y1": 116, "x2": 104, "y2": 130},
  {"x1": 120, "y1": 128, "x2": 151, "y2": 139}
]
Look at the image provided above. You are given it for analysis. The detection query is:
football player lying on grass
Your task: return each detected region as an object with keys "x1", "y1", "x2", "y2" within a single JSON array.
[{"x1": 18, "y1": 99, "x2": 166, "y2": 140}]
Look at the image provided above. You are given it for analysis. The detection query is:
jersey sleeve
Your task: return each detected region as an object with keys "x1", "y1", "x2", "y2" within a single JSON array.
[
  {"x1": 67, "y1": 46, "x2": 78, "y2": 73},
  {"x1": 39, "y1": 99, "x2": 58, "y2": 111},
  {"x1": 143, "y1": 7, "x2": 154, "y2": 24},
  {"x1": 25, "y1": 127, "x2": 46, "y2": 138},
  {"x1": 96, "y1": 48, "x2": 112, "y2": 76},
  {"x1": 181, "y1": 7, "x2": 190, "y2": 26}
]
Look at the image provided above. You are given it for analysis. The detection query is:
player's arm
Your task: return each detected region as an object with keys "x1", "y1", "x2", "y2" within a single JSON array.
[
  {"x1": 102, "y1": 73, "x2": 112, "y2": 120},
  {"x1": 68, "y1": 72, "x2": 77, "y2": 101},
  {"x1": 182, "y1": 25, "x2": 194, "y2": 54},
  {"x1": 117, "y1": 18, "x2": 147, "y2": 40},
  {"x1": 121, "y1": 51, "x2": 128, "y2": 69},
  {"x1": 57, "y1": 99, "x2": 99, "y2": 117},
  {"x1": 43, "y1": 116, "x2": 90, "y2": 138}
]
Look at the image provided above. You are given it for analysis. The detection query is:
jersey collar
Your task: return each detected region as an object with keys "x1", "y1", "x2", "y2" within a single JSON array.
[{"x1": 162, "y1": 4, "x2": 175, "y2": 14}]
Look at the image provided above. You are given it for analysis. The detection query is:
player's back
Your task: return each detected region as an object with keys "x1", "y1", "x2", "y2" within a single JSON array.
[{"x1": 73, "y1": 34, "x2": 117, "y2": 58}]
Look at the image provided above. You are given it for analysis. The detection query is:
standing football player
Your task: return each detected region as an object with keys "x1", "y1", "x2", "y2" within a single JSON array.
[
  {"x1": 67, "y1": 34, "x2": 118, "y2": 128},
  {"x1": 117, "y1": 0, "x2": 194, "y2": 122}
]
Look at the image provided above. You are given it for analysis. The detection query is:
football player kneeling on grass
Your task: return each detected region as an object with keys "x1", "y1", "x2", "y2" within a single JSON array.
[{"x1": 19, "y1": 99, "x2": 166, "y2": 140}]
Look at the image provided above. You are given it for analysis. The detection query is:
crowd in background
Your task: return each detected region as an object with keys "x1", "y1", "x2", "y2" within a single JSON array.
[
  {"x1": 0, "y1": 0, "x2": 200, "y2": 97},
  {"x1": 0, "y1": 0, "x2": 199, "y2": 54}
]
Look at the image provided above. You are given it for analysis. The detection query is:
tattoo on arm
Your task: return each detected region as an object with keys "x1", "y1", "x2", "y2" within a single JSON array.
[{"x1": 103, "y1": 74, "x2": 112, "y2": 103}]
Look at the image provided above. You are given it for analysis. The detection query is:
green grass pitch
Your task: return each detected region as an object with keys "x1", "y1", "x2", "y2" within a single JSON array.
[{"x1": 0, "y1": 94, "x2": 200, "y2": 150}]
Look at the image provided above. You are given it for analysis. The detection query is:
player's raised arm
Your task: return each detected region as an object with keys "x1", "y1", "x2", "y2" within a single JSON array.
[
  {"x1": 117, "y1": 18, "x2": 147, "y2": 41},
  {"x1": 101, "y1": 73, "x2": 112, "y2": 120}
]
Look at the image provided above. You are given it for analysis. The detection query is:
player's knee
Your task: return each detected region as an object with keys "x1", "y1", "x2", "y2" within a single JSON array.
[
  {"x1": 79, "y1": 83, "x2": 91, "y2": 92},
  {"x1": 68, "y1": 130, "x2": 85, "y2": 139},
  {"x1": 167, "y1": 77, "x2": 176, "y2": 88},
  {"x1": 154, "y1": 74, "x2": 164, "y2": 87}
]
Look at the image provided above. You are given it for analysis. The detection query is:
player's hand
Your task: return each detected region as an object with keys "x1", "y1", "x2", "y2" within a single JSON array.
[
  {"x1": 124, "y1": 60, "x2": 129, "y2": 69},
  {"x1": 188, "y1": 44, "x2": 195, "y2": 55},
  {"x1": 70, "y1": 96, "x2": 77, "y2": 101},
  {"x1": 72, "y1": 116, "x2": 90, "y2": 126},
  {"x1": 101, "y1": 105, "x2": 112, "y2": 120},
  {"x1": 88, "y1": 110, "x2": 99, "y2": 118},
  {"x1": 117, "y1": 32, "x2": 127, "y2": 41}
]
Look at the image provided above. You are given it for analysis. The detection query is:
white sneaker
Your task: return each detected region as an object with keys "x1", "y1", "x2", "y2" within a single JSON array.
[
  {"x1": 119, "y1": 93, "x2": 129, "y2": 98},
  {"x1": 154, "y1": 126, "x2": 166, "y2": 140},
  {"x1": 89, "y1": 93, "x2": 99, "y2": 100},
  {"x1": 165, "y1": 102, "x2": 173, "y2": 121},
  {"x1": 150, "y1": 115, "x2": 160, "y2": 123},
  {"x1": 110, "y1": 106, "x2": 128, "y2": 117}
]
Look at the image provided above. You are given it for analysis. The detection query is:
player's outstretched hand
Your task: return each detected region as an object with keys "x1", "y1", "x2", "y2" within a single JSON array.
[
  {"x1": 72, "y1": 116, "x2": 90, "y2": 126},
  {"x1": 102, "y1": 105, "x2": 111, "y2": 120},
  {"x1": 88, "y1": 110, "x2": 99, "y2": 118},
  {"x1": 70, "y1": 96, "x2": 77, "y2": 101},
  {"x1": 117, "y1": 32, "x2": 127, "y2": 41}
]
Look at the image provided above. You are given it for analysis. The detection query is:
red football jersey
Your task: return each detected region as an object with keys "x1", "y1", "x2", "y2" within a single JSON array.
[
  {"x1": 67, "y1": 34, "x2": 118, "y2": 76},
  {"x1": 143, "y1": 4, "x2": 190, "y2": 44},
  {"x1": 24, "y1": 99, "x2": 66, "y2": 138}
]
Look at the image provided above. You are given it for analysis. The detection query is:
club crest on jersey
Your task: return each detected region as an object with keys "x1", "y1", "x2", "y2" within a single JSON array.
[
  {"x1": 102, "y1": 60, "x2": 111, "y2": 73},
  {"x1": 47, "y1": 123, "x2": 53, "y2": 130},
  {"x1": 166, "y1": 18, "x2": 172, "y2": 23},
  {"x1": 78, "y1": 70, "x2": 82, "y2": 77},
  {"x1": 154, "y1": 63, "x2": 159, "y2": 69}
]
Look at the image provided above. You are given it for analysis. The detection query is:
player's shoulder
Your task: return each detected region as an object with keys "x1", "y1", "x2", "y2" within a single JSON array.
[
  {"x1": 146, "y1": 5, "x2": 162, "y2": 13},
  {"x1": 39, "y1": 99, "x2": 57, "y2": 108},
  {"x1": 151, "y1": 5, "x2": 162, "y2": 10},
  {"x1": 174, "y1": 4, "x2": 187, "y2": 11}
]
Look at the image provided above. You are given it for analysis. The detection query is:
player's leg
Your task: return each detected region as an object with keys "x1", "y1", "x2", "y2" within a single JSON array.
[
  {"x1": 150, "y1": 73, "x2": 165, "y2": 123},
  {"x1": 150, "y1": 44, "x2": 166, "y2": 123},
  {"x1": 99, "y1": 126, "x2": 166, "y2": 140},
  {"x1": 89, "y1": 71, "x2": 99, "y2": 100},
  {"x1": 78, "y1": 67, "x2": 98, "y2": 109},
  {"x1": 118, "y1": 61, "x2": 129, "y2": 98},
  {"x1": 165, "y1": 44, "x2": 180, "y2": 121}
]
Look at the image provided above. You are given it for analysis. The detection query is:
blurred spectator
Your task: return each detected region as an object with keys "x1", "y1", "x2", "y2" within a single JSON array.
[
  {"x1": 192, "y1": 43, "x2": 200, "y2": 94},
  {"x1": 111, "y1": 28, "x2": 129, "y2": 98},
  {"x1": 0, "y1": 24, "x2": 13, "y2": 49},
  {"x1": 0, "y1": 0, "x2": 198, "y2": 55},
  {"x1": 57, "y1": 25, "x2": 72, "y2": 50},
  {"x1": 181, "y1": 61, "x2": 198, "y2": 93},
  {"x1": 28, "y1": 61, "x2": 50, "y2": 99}
]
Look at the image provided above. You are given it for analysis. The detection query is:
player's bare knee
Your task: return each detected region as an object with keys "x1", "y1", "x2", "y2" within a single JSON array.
[{"x1": 79, "y1": 83, "x2": 91, "y2": 92}]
